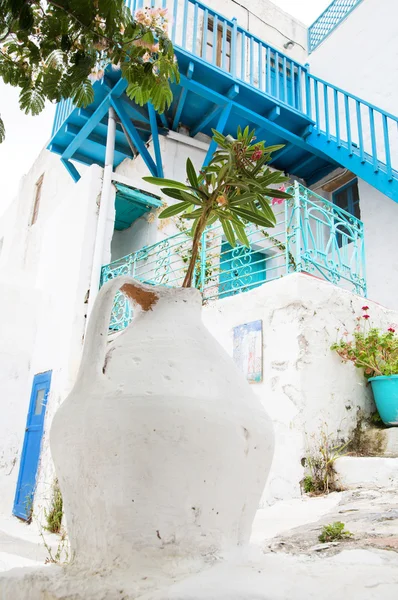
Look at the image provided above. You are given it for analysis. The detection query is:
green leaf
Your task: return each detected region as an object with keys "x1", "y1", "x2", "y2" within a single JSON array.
[
  {"x1": 232, "y1": 222, "x2": 250, "y2": 247},
  {"x1": 257, "y1": 197, "x2": 276, "y2": 222},
  {"x1": 0, "y1": 115, "x2": 5, "y2": 143},
  {"x1": 220, "y1": 217, "x2": 236, "y2": 247},
  {"x1": 180, "y1": 191, "x2": 203, "y2": 206},
  {"x1": 159, "y1": 201, "x2": 192, "y2": 218},
  {"x1": 143, "y1": 177, "x2": 189, "y2": 190},
  {"x1": 262, "y1": 188, "x2": 292, "y2": 199},
  {"x1": 231, "y1": 206, "x2": 276, "y2": 228},
  {"x1": 72, "y1": 80, "x2": 94, "y2": 108},
  {"x1": 19, "y1": 87, "x2": 45, "y2": 116},
  {"x1": 186, "y1": 158, "x2": 198, "y2": 188}
]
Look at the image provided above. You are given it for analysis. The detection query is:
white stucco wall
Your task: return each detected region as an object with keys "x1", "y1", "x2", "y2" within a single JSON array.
[
  {"x1": 309, "y1": 0, "x2": 397, "y2": 115},
  {"x1": 108, "y1": 133, "x2": 208, "y2": 263},
  {"x1": 203, "y1": 273, "x2": 398, "y2": 505},
  {"x1": 0, "y1": 149, "x2": 103, "y2": 519}
]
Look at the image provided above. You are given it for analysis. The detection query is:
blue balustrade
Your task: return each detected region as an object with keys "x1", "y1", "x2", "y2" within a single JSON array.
[
  {"x1": 308, "y1": 0, "x2": 364, "y2": 52},
  {"x1": 101, "y1": 182, "x2": 366, "y2": 331}
]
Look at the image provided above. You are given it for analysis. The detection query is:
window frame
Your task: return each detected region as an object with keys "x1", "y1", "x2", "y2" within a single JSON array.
[{"x1": 204, "y1": 17, "x2": 232, "y2": 70}]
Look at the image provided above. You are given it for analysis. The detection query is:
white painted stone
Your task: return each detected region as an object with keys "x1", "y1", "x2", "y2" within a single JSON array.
[
  {"x1": 203, "y1": 273, "x2": 398, "y2": 505},
  {"x1": 50, "y1": 278, "x2": 274, "y2": 571},
  {"x1": 384, "y1": 428, "x2": 398, "y2": 457},
  {"x1": 335, "y1": 457, "x2": 398, "y2": 489}
]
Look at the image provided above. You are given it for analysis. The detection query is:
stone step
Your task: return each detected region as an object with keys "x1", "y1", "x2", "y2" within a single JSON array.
[
  {"x1": 356, "y1": 427, "x2": 398, "y2": 457},
  {"x1": 335, "y1": 457, "x2": 398, "y2": 490}
]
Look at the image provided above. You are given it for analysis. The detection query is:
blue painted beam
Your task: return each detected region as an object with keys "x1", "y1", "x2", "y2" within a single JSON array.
[
  {"x1": 172, "y1": 61, "x2": 195, "y2": 131},
  {"x1": 61, "y1": 158, "x2": 80, "y2": 183},
  {"x1": 64, "y1": 124, "x2": 132, "y2": 157},
  {"x1": 286, "y1": 153, "x2": 318, "y2": 174},
  {"x1": 203, "y1": 103, "x2": 233, "y2": 167},
  {"x1": 111, "y1": 97, "x2": 157, "y2": 176},
  {"x1": 178, "y1": 74, "x2": 330, "y2": 163},
  {"x1": 148, "y1": 103, "x2": 164, "y2": 178},
  {"x1": 269, "y1": 143, "x2": 293, "y2": 164},
  {"x1": 190, "y1": 84, "x2": 239, "y2": 138},
  {"x1": 61, "y1": 96, "x2": 110, "y2": 161},
  {"x1": 159, "y1": 112, "x2": 169, "y2": 129},
  {"x1": 267, "y1": 106, "x2": 280, "y2": 121}
]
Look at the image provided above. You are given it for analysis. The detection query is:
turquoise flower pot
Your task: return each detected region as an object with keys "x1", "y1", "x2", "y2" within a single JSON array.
[{"x1": 369, "y1": 375, "x2": 398, "y2": 426}]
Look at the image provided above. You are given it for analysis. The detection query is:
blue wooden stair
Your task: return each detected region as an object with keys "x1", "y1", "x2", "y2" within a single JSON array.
[{"x1": 48, "y1": 0, "x2": 398, "y2": 203}]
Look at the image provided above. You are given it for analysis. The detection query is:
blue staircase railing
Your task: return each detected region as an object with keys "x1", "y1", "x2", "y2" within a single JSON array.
[
  {"x1": 101, "y1": 182, "x2": 366, "y2": 331},
  {"x1": 308, "y1": 0, "x2": 364, "y2": 53},
  {"x1": 51, "y1": 0, "x2": 398, "y2": 199}
]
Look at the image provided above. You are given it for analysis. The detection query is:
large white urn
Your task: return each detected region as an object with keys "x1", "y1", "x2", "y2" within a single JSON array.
[{"x1": 50, "y1": 278, "x2": 274, "y2": 571}]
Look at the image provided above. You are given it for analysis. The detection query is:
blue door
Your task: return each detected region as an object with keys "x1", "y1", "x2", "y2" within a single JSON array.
[
  {"x1": 219, "y1": 241, "x2": 267, "y2": 298},
  {"x1": 13, "y1": 371, "x2": 52, "y2": 520}
]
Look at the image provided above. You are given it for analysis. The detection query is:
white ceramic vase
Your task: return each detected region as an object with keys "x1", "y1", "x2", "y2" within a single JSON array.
[{"x1": 50, "y1": 278, "x2": 274, "y2": 571}]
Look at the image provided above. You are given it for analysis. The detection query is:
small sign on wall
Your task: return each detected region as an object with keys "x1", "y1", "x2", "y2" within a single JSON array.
[{"x1": 232, "y1": 320, "x2": 263, "y2": 383}]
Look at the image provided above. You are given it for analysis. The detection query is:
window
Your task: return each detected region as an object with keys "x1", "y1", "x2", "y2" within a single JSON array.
[
  {"x1": 332, "y1": 179, "x2": 360, "y2": 219},
  {"x1": 30, "y1": 174, "x2": 44, "y2": 226},
  {"x1": 204, "y1": 18, "x2": 231, "y2": 71},
  {"x1": 332, "y1": 179, "x2": 360, "y2": 247}
]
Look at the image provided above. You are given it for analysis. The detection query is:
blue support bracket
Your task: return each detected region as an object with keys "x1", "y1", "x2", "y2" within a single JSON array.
[
  {"x1": 202, "y1": 103, "x2": 233, "y2": 167},
  {"x1": 172, "y1": 61, "x2": 195, "y2": 131},
  {"x1": 61, "y1": 158, "x2": 81, "y2": 183},
  {"x1": 148, "y1": 103, "x2": 164, "y2": 178},
  {"x1": 267, "y1": 106, "x2": 281, "y2": 121},
  {"x1": 61, "y1": 96, "x2": 111, "y2": 162},
  {"x1": 269, "y1": 143, "x2": 293, "y2": 165},
  {"x1": 111, "y1": 97, "x2": 157, "y2": 176},
  {"x1": 190, "y1": 84, "x2": 239, "y2": 138},
  {"x1": 287, "y1": 153, "x2": 318, "y2": 175}
]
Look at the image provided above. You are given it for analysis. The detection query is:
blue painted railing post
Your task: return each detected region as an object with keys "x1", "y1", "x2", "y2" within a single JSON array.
[
  {"x1": 200, "y1": 230, "x2": 207, "y2": 293},
  {"x1": 293, "y1": 180, "x2": 302, "y2": 273},
  {"x1": 284, "y1": 195, "x2": 290, "y2": 274},
  {"x1": 231, "y1": 18, "x2": 238, "y2": 79},
  {"x1": 304, "y1": 63, "x2": 312, "y2": 119}
]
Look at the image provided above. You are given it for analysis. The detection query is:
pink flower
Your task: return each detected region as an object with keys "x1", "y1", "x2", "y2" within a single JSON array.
[
  {"x1": 271, "y1": 185, "x2": 286, "y2": 206},
  {"x1": 388, "y1": 327, "x2": 395, "y2": 333},
  {"x1": 363, "y1": 314, "x2": 370, "y2": 320},
  {"x1": 159, "y1": 8, "x2": 168, "y2": 17},
  {"x1": 252, "y1": 148, "x2": 263, "y2": 161},
  {"x1": 142, "y1": 52, "x2": 151, "y2": 63},
  {"x1": 362, "y1": 305, "x2": 369, "y2": 311}
]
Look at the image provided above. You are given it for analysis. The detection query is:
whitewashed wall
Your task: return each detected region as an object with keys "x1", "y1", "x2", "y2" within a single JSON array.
[
  {"x1": 0, "y1": 150, "x2": 102, "y2": 519},
  {"x1": 203, "y1": 273, "x2": 398, "y2": 505},
  {"x1": 308, "y1": 0, "x2": 398, "y2": 168},
  {"x1": 108, "y1": 133, "x2": 208, "y2": 263}
]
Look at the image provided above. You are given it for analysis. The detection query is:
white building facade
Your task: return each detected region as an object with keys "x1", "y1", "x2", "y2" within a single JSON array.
[{"x1": 1, "y1": 0, "x2": 398, "y2": 521}]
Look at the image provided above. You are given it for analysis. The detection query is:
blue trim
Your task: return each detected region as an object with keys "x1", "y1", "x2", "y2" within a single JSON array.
[
  {"x1": 148, "y1": 103, "x2": 164, "y2": 178},
  {"x1": 308, "y1": 0, "x2": 364, "y2": 52},
  {"x1": 13, "y1": 371, "x2": 52, "y2": 520},
  {"x1": 202, "y1": 102, "x2": 232, "y2": 167},
  {"x1": 111, "y1": 97, "x2": 157, "y2": 176}
]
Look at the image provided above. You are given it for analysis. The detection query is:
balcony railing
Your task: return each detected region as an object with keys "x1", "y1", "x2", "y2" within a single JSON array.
[
  {"x1": 52, "y1": 0, "x2": 398, "y2": 198},
  {"x1": 101, "y1": 181, "x2": 366, "y2": 331},
  {"x1": 308, "y1": 0, "x2": 364, "y2": 53}
]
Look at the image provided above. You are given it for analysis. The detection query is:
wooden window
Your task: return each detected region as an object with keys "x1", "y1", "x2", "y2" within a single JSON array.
[
  {"x1": 30, "y1": 174, "x2": 44, "y2": 226},
  {"x1": 204, "y1": 18, "x2": 231, "y2": 71}
]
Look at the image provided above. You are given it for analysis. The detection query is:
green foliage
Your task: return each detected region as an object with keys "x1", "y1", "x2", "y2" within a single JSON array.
[
  {"x1": 45, "y1": 479, "x2": 63, "y2": 534},
  {"x1": 318, "y1": 522, "x2": 353, "y2": 544},
  {"x1": 305, "y1": 426, "x2": 349, "y2": 495},
  {"x1": 143, "y1": 126, "x2": 292, "y2": 287},
  {"x1": 302, "y1": 475, "x2": 315, "y2": 494},
  {"x1": 0, "y1": 1, "x2": 179, "y2": 139},
  {"x1": 331, "y1": 307, "x2": 398, "y2": 379},
  {"x1": 0, "y1": 115, "x2": 4, "y2": 142}
]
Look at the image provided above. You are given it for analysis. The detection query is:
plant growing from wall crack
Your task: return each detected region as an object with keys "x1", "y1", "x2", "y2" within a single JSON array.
[{"x1": 143, "y1": 126, "x2": 292, "y2": 287}]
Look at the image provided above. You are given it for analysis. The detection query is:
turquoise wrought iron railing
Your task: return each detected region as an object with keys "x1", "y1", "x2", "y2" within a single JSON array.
[
  {"x1": 308, "y1": 0, "x2": 364, "y2": 53},
  {"x1": 101, "y1": 182, "x2": 366, "y2": 331}
]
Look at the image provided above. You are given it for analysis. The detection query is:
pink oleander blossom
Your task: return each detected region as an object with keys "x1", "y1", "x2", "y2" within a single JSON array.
[{"x1": 271, "y1": 185, "x2": 286, "y2": 206}]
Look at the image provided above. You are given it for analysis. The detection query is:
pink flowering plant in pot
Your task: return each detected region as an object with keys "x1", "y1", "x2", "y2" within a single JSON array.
[
  {"x1": 332, "y1": 306, "x2": 398, "y2": 425},
  {"x1": 144, "y1": 126, "x2": 292, "y2": 287}
]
